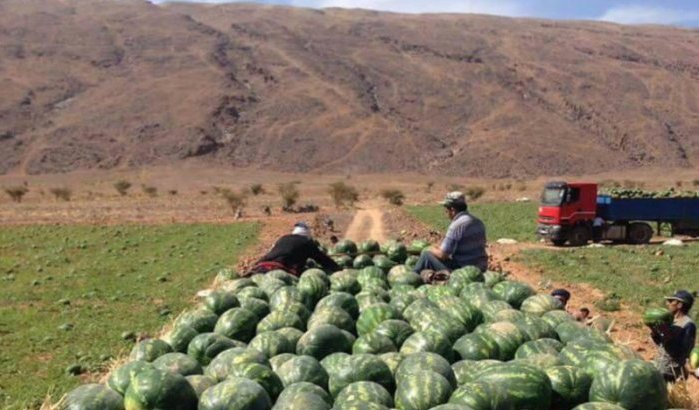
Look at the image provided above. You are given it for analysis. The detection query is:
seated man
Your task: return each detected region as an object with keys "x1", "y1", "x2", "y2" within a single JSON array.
[
  {"x1": 246, "y1": 222, "x2": 340, "y2": 276},
  {"x1": 649, "y1": 290, "x2": 696, "y2": 381},
  {"x1": 551, "y1": 288, "x2": 571, "y2": 308},
  {"x1": 412, "y1": 191, "x2": 488, "y2": 274}
]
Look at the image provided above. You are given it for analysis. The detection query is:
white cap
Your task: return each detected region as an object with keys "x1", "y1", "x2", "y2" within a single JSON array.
[{"x1": 292, "y1": 222, "x2": 311, "y2": 238}]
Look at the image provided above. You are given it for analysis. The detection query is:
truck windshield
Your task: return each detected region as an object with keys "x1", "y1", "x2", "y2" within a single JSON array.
[{"x1": 541, "y1": 188, "x2": 565, "y2": 206}]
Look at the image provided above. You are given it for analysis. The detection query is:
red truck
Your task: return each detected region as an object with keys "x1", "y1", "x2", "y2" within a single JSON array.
[{"x1": 536, "y1": 181, "x2": 699, "y2": 246}]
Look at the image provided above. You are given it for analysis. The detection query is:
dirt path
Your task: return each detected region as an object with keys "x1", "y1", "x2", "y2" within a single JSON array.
[{"x1": 344, "y1": 201, "x2": 387, "y2": 243}]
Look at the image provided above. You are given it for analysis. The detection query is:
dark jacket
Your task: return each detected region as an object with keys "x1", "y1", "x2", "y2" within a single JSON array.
[{"x1": 257, "y1": 234, "x2": 340, "y2": 275}]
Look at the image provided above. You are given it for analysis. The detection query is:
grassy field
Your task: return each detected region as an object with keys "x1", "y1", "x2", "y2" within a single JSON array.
[
  {"x1": 0, "y1": 223, "x2": 259, "y2": 409},
  {"x1": 407, "y1": 201, "x2": 539, "y2": 242},
  {"x1": 517, "y1": 245, "x2": 699, "y2": 315}
]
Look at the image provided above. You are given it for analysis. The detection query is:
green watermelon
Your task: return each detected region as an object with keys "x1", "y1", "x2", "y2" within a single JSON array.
[
  {"x1": 333, "y1": 255, "x2": 354, "y2": 269},
  {"x1": 256, "y1": 277, "x2": 287, "y2": 298},
  {"x1": 276, "y1": 327, "x2": 305, "y2": 347},
  {"x1": 334, "y1": 239, "x2": 358, "y2": 256},
  {"x1": 399, "y1": 331, "x2": 454, "y2": 362},
  {"x1": 542, "y1": 310, "x2": 574, "y2": 329},
  {"x1": 515, "y1": 338, "x2": 564, "y2": 359},
  {"x1": 275, "y1": 301, "x2": 312, "y2": 322},
  {"x1": 491, "y1": 309, "x2": 525, "y2": 323},
  {"x1": 453, "y1": 333, "x2": 500, "y2": 361},
  {"x1": 163, "y1": 325, "x2": 199, "y2": 354},
  {"x1": 483, "y1": 270, "x2": 507, "y2": 288},
  {"x1": 373, "y1": 319, "x2": 415, "y2": 347},
  {"x1": 355, "y1": 290, "x2": 390, "y2": 310},
  {"x1": 60, "y1": 384, "x2": 124, "y2": 410},
  {"x1": 174, "y1": 309, "x2": 219, "y2": 333},
  {"x1": 556, "y1": 321, "x2": 609, "y2": 344},
  {"x1": 331, "y1": 401, "x2": 389, "y2": 410},
  {"x1": 226, "y1": 362, "x2": 284, "y2": 400},
  {"x1": 480, "y1": 300, "x2": 513, "y2": 323},
  {"x1": 266, "y1": 269, "x2": 298, "y2": 285},
  {"x1": 545, "y1": 365, "x2": 592, "y2": 410},
  {"x1": 394, "y1": 370, "x2": 453, "y2": 410},
  {"x1": 248, "y1": 331, "x2": 294, "y2": 358},
  {"x1": 514, "y1": 353, "x2": 562, "y2": 369},
  {"x1": 459, "y1": 286, "x2": 500, "y2": 310},
  {"x1": 316, "y1": 292, "x2": 359, "y2": 319},
  {"x1": 276, "y1": 355, "x2": 329, "y2": 389},
  {"x1": 187, "y1": 332, "x2": 244, "y2": 365},
  {"x1": 330, "y1": 271, "x2": 362, "y2": 294},
  {"x1": 356, "y1": 303, "x2": 402, "y2": 336},
  {"x1": 520, "y1": 294, "x2": 564, "y2": 316},
  {"x1": 152, "y1": 352, "x2": 202, "y2": 376},
  {"x1": 328, "y1": 354, "x2": 394, "y2": 398},
  {"x1": 353, "y1": 332, "x2": 397, "y2": 354},
  {"x1": 571, "y1": 404, "x2": 626, "y2": 410},
  {"x1": 236, "y1": 286, "x2": 269, "y2": 301},
  {"x1": 202, "y1": 290, "x2": 239, "y2": 315},
  {"x1": 386, "y1": 242, "x2": 408, "y2": 263},
  {"x1": 123, "y1": 367, "x2": 198, "y2": 410},
  {"x1": 222, "y1": 277, "x2": 256, "y2": 293},
  {"x1": 588, "y1": 359, "x2": 666, "y2": 410},
  {"x1": 269, "y1": 353, "x2": 296, "y2": 372},
  {"x1": 389, "y1": 293, "x2": 420, "y2": 314},
  {"x1": 353, "y1": 254, "x2": 374, "y2": 269},
  {"x1": 270, "y1": 286, "x2": 310, "y2": 310},
  {"x1": 335, "y1": 381, "x2": 394, "y2": 408},
  {"x1": 492, "y1": 281, "x2": 535, "y2": 309},
  {"x1": 373, "y1": 255, "x2": 398, "y2": 272},
  {"x1": 213, "y1": 307, "x2": 258, "y2": 342},
  {"x1": 513, "y1": 315, "x2": 557, "y2": 340},
  {"x1": 395, "y1": 352, "x2": 456, "y2": 388},
  {"x1": 185, "y1": 375, "x2": 216, "y2": 398},
  {"x1": 433, "y1": 296, "x2": 483, "y2": 332},
  {"x1": 474, "y1": 322, "x2": 528, "y2": 361},
  {"x1": 387, "y1": 266, "x2": 423, "y2": 288},
  {"x1": 475, "y1": 362, "x2": 552, "y2": 410},
  {"x1": 198, "y1": 377, "x2": 272, "y2": 410},
  {"x1": 642, "y1": 307, "x2": 673, "y2": 327},
  {"x1": 320, "y1": 352, "x2": 351, "y2": 375},
  {"x1": 379, "y1": 352, "x2": 404, "y2": 377},
  {"x1": 404, "y1": 255, "x2": 419, "y2": 269},
  {"x1": 205, "y1": 347, "x2": 270, "y2": 381},
  {"x1": 691, "y1": 346, "x2": 699, "y2": 368},
  {"x1": 129, "y1": 339, "x2": 172, "y2": 362},
  {"x1": 257, "y1": 311, "x2": 305, "y2": 333},
  {"x1": 407, "y1": 239, "x2": 430, "y2": 254},
  {"x1": 277, "y1": 381, "x2": 332, "y2": 405},
  {"x1": 448, "y1": 380, "x2": 514, "y2": 410},
  {"x1": 307, "y1": 306, "x2": 355, "y2": 333},
  {"x1": 359, "y1": 240, "x2": 381, "y2": 254},
  {"x1": 449, "y1": 266, "x2": 485, "y2": 286},
  {"x1": 239, "y1": 296, "x2": 270, "y2": 319},
  {"x1": 108, "y1": 360, "x2": 152, "y2": 395},
  {"x1": 296, "y1": 324, "x2": 353, "y2": 360},
  {"x1": 452, "y1": 360, "x2": 504, "y2": 385}
]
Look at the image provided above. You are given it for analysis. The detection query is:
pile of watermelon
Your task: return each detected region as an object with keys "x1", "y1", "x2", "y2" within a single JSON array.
[{"x1": 60, "y1": 238, "x2": 671, "y2": 410}]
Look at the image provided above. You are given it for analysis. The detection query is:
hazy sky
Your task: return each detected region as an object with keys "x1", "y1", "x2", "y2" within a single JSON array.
[{"x1": 152, "y1": 0, "x2": 699, "y2": 26}]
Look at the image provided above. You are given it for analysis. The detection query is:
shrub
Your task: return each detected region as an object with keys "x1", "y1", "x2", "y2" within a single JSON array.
[
  {"x1": 675, "y1": 180, "x2": 684, "y2": 188},
  {"x1": 465, "y1": 186, "x2": 486, "y2": 200},
  {"x1": 141, "y1": 185, "x2": 157, "y2": 197},
  {"x1": 328, "y1": 181, "x2": 359, "y2": 208},
  {"x1": 168, "y1": 190, "x2": 178, "y2": 196},
  {"x1": 692, "y1": 179, "x2": 699, "y2": 187},
  {"x1": 425, "y1": 181, "x2": 434, "y2": 193},
  {"x1": 517, "y1": 183, "x2": 527, "y2": 191},
  {"x1": 49, "y1": 187, "x2": 72, "y2": 201},
  {"x1": 278, "y1": 182, "x2": 300, "y2": 209},
  {"x1": 220, "y1": 189, "x2": 246, "y2": 211},
  {"x1": 381, "y1": 189, "x2": 405, "y2": 206},
  {"x1": 4, "y1": 186, "x2": 28, "y2": 203},
  {"x1": 447, "y1": 183, "x2": 464, "y2": 192},
  {"x1": 250, "y1": 184, "x2": 264, "y2": 196},
  {"x1": 114, "y1": 180, "x2": 132, "y2": 196}
]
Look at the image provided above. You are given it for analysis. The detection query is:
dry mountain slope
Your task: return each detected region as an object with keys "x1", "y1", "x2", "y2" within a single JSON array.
[{"x1": 1, "y1": 0, "x2": 699, "y2": 177}]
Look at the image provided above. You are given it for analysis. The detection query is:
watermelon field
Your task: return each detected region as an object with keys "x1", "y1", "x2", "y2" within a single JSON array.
[{"x1": 0, "y1": 223, "x2": 259, "y2": 409}]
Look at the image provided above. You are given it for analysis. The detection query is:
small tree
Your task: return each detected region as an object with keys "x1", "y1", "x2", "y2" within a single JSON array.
[
  {"x1": 425, "y1": 181, "x2": 435, "y2": 193},
  {"x1": 114, "y1": 180, "x2": 132, "y2": 196},
  {"x1": 141, "y1": 184, "x2": 158, "y2": 197},
  {"x1": 49, "y1": 187, "x2": 72, "y2": 201},
  {"x1": 278, "y1": 182, "x2": 300, "y2": 209},
  {"x1": 249, "y1": 184, "x2": 264, "y2": 196},
  {"x1": 381, "y1": 189, "x2": 405, "y2": 206},
  {"x1": 168, "y1": 189, "x2": 178, "y2": 196},
  {"x1": 328, "y1": 181, "x2": 359, "y2": 208},
  {"x1": 221, "y1": 189, "x2": 246, "y2": 212},
  {"x1": 4, "y1": 186, "x2": 28, "y2": 203},
  {"x1": 465, "y1": 186, "x2": 485, "y2": 201}
]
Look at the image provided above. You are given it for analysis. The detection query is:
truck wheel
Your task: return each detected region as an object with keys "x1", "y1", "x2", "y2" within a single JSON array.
[
  {"x1": 568, "y1": 226, "x2": 591, "y2": 247},
  {"x1": 627, "y1": 222, "x2": 653, "y2": 244},
  {"x1": 551, "y1": 239, "x2": 567, "y2": 246}
]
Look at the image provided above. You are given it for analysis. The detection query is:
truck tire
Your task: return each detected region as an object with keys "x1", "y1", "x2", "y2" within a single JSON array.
[
  {"x1": 551, "y1": 239, "x2": 567, "y2": 247},
  {"x1": 627, "y1": 222, "x2": 653, "y2": 244},
  {"x1": 568, "y1": 225, "x2": 591, "y2": 247}
]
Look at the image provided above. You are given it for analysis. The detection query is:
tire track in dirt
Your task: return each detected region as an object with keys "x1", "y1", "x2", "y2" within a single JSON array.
[{"x1": 344, "y1": 201, "x2": 387, "y2": 243}]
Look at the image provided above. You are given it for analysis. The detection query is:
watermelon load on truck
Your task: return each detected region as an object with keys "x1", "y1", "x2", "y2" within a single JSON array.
[{"x1": 59, "y1": 238, "x2": 672, "y2": 410}]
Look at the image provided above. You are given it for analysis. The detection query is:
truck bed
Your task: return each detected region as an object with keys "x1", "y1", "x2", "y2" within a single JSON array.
[{"x1": 597, "y1": 195, "x2": 699, "y2": 222}]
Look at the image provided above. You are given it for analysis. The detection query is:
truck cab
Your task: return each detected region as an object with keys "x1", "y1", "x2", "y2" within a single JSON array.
[{"x1": 537, "y1": 181, "x2": 598, "y2": 246}]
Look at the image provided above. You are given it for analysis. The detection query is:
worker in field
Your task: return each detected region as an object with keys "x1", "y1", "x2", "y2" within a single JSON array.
[
  {"x1": 551, "y1": 288, "x2": 571, "y2": 307},
  {"x1": 245, "y1": 222, "x2": 340, "y2": 276},
  {"x1": 649, "y1": 290, "x2": 696, "y2": 381},
  {"x1": 411, "y1": 191, "x2": 488, "y2": 276}
]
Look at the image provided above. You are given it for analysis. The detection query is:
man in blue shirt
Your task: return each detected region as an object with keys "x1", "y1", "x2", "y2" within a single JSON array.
[
  {"x1": 650, "y1": 290, "x2": 696, "y2": 381},
  {"x1": 412, "y1": 191, "x2": 488, "y2": 275}
]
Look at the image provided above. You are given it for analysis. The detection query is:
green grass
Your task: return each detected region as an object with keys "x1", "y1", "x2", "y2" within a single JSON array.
[
  {"x1": 0, "y1": 223, "x2": 259, "y2": 409},
  {"x1": 407, "y1": 201, "x2": 539, "y2": 242},
  {"x1": 516, "y1": 245, "x2": 699, "y2": 317}
]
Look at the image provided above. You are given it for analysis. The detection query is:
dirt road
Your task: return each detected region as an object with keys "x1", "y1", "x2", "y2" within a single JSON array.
[{"x1": 344, "y1": 202, "x2": 387, "y2": 243}]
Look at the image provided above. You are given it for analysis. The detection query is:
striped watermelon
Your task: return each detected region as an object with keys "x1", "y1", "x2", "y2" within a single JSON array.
[
  {"x1": 475, "y1": 362, "x2": 552, "y2": 410},
  {"x1": 276, "y1": 327, "x2": 304, "y2": 347},
  {"x1": 360, "y1": 240, "x2": 381, "y2": 254},
  {"x1": 256, "y1": 277, "x2": 287, "y2": 298},
  {"x1": 273, "y1": 392, "x2": 330, "y2": 410},
  {"x1": 474, "y1": 322, "x2": 529, "y2": 361},
  {"x1": 152, "y1": 352, "x2": 202, "y2": 376},
  {"x1": 355, "y1": 291, "x2": 390, "y2": 310},
  {"x1": 379, "y1": 352, "x2": 404, "y2": 377},
  {"x1": 480, "y1": 300, "x2": 513, "y2": 323},
  {"x1": 184, "y1": 375, "x2": 216, "y2": 398},
  {"x1": 320, "y1": 352, "x2": 351, "y2": 375},
  {"x1": 353, "y1": 254, "x2": 375, "y2": 269},
  {"x1": 174, "y1": 308, "x2": 219, "y2": 333},
  {"x1": 332, "y1": 401, "x2": 389, "y2": 410},
  {"x1": 433, "y1": 296, "x2": 483, "y2": 332},
  {"x1": 373, "y1": 319, "x2": 415, "y2": 347},
  {"x1": 205, "y1": 347, "x2": 269, "y2": 381},
  {"x1": 515, "y1": 338, "x2": 564, "y2": 359},
  {"x1": 214, "y1": 307, "x2": 259, "y2": 342},
  {"x1": 448, "y1": 380, "x2": 514, "y2": 410},
  {"x1": 226, "y1": 362, "x2": 284, "y2": 400},
  {"x1": 514, "y1": 353, "x2": 561, "y2": 368},
  {"x1": 108, "y1": 360, "x2": 152, "y2": 395},
  {"x1": 492, "y1": 281, "x2": 535, "y2": 309},
  {"x1": 556, "y1": 321, "x2": 609, "y2": 344},
  {"x1": 270, "y1": 286, "x2": 310, "y2": 310},
  {"x1": 483, "y1": 270, "x2": 507, "y2": 288},
  {"x1": 691, "y1": 346, "x2": 699, "y2": 368},
  {"x1": 164, "y1": 325, "x2": 199, "y2": 353},
  {"x1": 276, "y1": 381, "x2": 332, "y2": 405},
  {"x1": 129, "y1": 339, "x2": 172, "y2": 362},
  {"x1": 276, "y1": 355, "x2": 329, "y2": 389},
  {"x1": 399, "y1": 331, "x2": 454, "y2": 362},
  {"x1": 513, "y1": 315, "x2": 557, "y2": 340},
  {"x1": 388, "y1": 266, "x2": 423, "y2": 288},
  {"x1": 236, "y1": 285, "x2": 269, "y2": 301},
  {"x1": 353, "y1": 332, "x2": 397, "y2": 354},
  {"x1": 356, "y1": 303, "x2": 402, "y2": 336},
  {"x1": 296, "y1": 324, "x2": 353, "y2": 360},
  {"x1": 269, "y1": 353, "x2": 296, "y2": 372},
  {"x1": 330, "y1": 270, "x2": 362, "y2": 294},
  {"x1": 202, "y1": 290, "x2": 239, "y2": 315},
  {"x1": 491, "y1": 309, "x2": 525, "y2": 323},
  {"x1": 328, "y1": 354, "x2": 394, "y2": 398},
  {"x1": 307, "y1": 306, "x2": 356, "y2": 333},
  {"x1": 266, "y1": 269, "x2": 298, "y2": 286},
  {"x1": 334, "y1": 381, "x2": 394, "y2": 408},
  {"x1": 316, "y1": 292, "x2": 359, "y2": 319},
  {"x1": 571, "y1": 404, "x2": 626, "y2": 410},
  {"x1": 395, "y1": 351, "x2": 456, "y2": 388},
  {"x1": 257, "y1": 311, "x2": 305, "y2": 333},
  {"x1": 545, "y1": 365, "x2": 592, "y2": 410},
  {"x1": 394, "y1": 370, "x2": 453, "y2": 410},
  {"x1": 239, "y1": 296, "x2": 270, "y2": 319},
  {"x1": 60, "y1": 384, "x2": 124, "y2": 410},
  {"x1": 249, "y1": 331, "x2": 295, "y2": 358},
  {"x1": 187, "y1": 333, "x2": 244, "y2": 366},
  {"x1": 449, "y1": 266, "x2": 484, "y2": 286},
  {"x1": 541, "y1": 310, "x2": 574, "y2": 329},
  {"x1": 430, "y1": 404, "x2": 479, "y2": 410},
  {"x1": 642, "y1": 307, "x2": 673, "y2": 327},
  {"x1": 520, "y1": 294, "x2": 564, "y2": 316},
  {"x1": 450, "y1": 360, "x2": 472, "y2": 386},
  {"x1": 198, "y1": 377, "x2": 272, "y2": 410},
  {"x1": 123, "y1": 367, "x2": 198, "y2": 410},
  {"x1": 588, "y1": 359, "x2": 667, "y2": 410},
  {"x1": 222, "y1": 277, "x2": 256, "y2": 293},
  {"x1": 297, "y1": 272, "x2": 330, "y2": 305},
  {"x1": 389, "y1": 292, "x2": 419, "y2": 314},
  {"x1": 459, "y1": 360, "x2": 505, "y2": 384},
  {"x1": 453, "y1": 332, "x2": 500, "y2": 361}
]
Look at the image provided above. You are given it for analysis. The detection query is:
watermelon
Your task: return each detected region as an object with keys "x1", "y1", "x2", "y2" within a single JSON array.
[
  {"x1": 475, "y1": 362, "x2": 552, "y2": 410},
  {"x1": 198, "y1": 377, "x2": 272, "y2": 410},
  {"x1": 394, "y1": 370, "x2": 453, "y2": 410},
  {"x1": 588, "y1": 359, "x2": 667, "y2": 410},
  {"x1": 163, "y1": 325, "x2": 199, "y2": 353},
  {"x1": 276, "y1": 327, "x2": 304, "y2": 347},
  {"x1": 407, "y1": 239, "x2": 430, "y2": 254},
  {"x1": 453, "y1": 360, "x2": 504, "y2": 385},
  {"x1": 275, "y1": 301, "x2": 312, "y2": 322},
  {"x1": 152, "y1": 352, "x2": 202, "y2": 376},
  {"x1": 642, "y1": 307, "x2": 673, "y2": 327},
  {"x1": 514, "y1": 353, "x2": 562, "y2": 369},
  {"x1": 515, "y1": 338, "x2": 564, "y2": 359},
  {"x1": 185, "y1": 375, "x2": 216, "y2": 398},
  {"x1": 269, "y1": 353, "x2": 296, "y2": 372},
  {"x1": 373, "y1": 319, "x2": 415, "y2": 347},
  {"x1": 520, "y1": 294, "x2": 564, "y2": 316},
  {"x1": 483, "y1": 270, "x2": 507, "y2": 288},
  {"x1": 320, "y1": 352, "x2": 351, "y2": 375},
  {"x1": 571, "y1": 404, "x2": 626, "y2": 410},
  {"x1": 491, "y1": 309, "x2": 525, "y2": 323},
  {"x1": 333, "y1": 255, "x2": 354, "y2": 269},
  {"x1": 129, "y1": 339, "x2": 172, "y2": 362},
  {"x1": 334, "y1": 239, "x2": 358, "y2": 256},
  {"x1": 474, "y1": 322, "x2": 528, "y2": 361},
  {"x1": 404, "y1": 255, "x2": 419, "y2": 269},
  {"x1": 296, "y1": 324, "x2": 353, "y2": 360},
  {"x1": 187, "y1": 332, "x2": 244, "y2": 365},
  {"x1": 257, "y1": 311, "x2": 305, "y2": 333},
  {"x1": 330, "y1": 271, "x2": 362, "y2": 294},
  {"x1": 205, "y1": 347, "x2": 270, "y2": 381},
  {"x1": 492, "y1": 281, "x2": 535, "y2": 309},
  {"x1": 356, "y1": 303, "x2": 402, "y2": 336},
  {"x1": 433, "y1": 296, "x2": 483, "y2": 332},
  {"x1": 174, "y1": 309, "x2": 219, "y2": 333},
  {"x1": 249, "y1": 331, "x2": 294, "y2": 358},
  {"x1": 236, "y1": 286, "x2": 269, "y2": 301},
  {"x1": 276, "y1": 355, "x2": 329, "y2": 389},
  {"x1": 513, "y1": 314, "x2": 557, "y2": 340},
  {"x1": 308, "y1": 306, "x2": 355, "y2": 333},
  {"x1": 202, "y1": 290, "x2": 239, "y2": 315},
  {"x1": 453, "y1": 332, "x2": 500, "y2": 361},
  {"x1": 266, "y1": 269, "x2": 298, "y2": 286},
  {"x1": 691, "y1": 346, "x2": 699, "y2": 368},
  {"x1": 353, "y1": 254, "x2": 374, "y2": 269},
  {"x1": 395, "y1": 352, "x2": 456, "y2": 388},
  {"x1": 108, "y1": 360, "x2": 152, "y2": 395},
  {"x1": 379, "y1": 352, "x2": 404, "y2": 377},
  {"x1": 335, "y1": 381, "x2": 394, "y2": 408},
  {"x1": 316, "y1": 292, "x2": 359, "y2": 319},
  {"x1": 328, "y1": 354, "x2": 394, "y2": 398},
  {"x1": 226, "y1": 362, "x2": 284, "y2": 400},
  {"x1": 213, "y1": 307, "x2": 258, "y2": 342},
  {"x1": 556, "y1": 321, "x2": 609, "y2": 344},
  {"x1": 386, "y1": 242, "x2": 408, "y2": 263},
  {"x1": 409, "y1": 314, "x2": 465, "y2": 344},
  {"x1": 123, "y1": 367, "x2": 198, "y2": 410},
  {"x1": 373, "y1": 255, "x2": 398, "y2": 272},
  {"x1": 389, "y1": 293, "x2": 419, "y2": 314},
  {"x1": 359, "y1": 240, "x2": 381, "y2": 254},
  {"x1": 449, "y1": 266, "x2": 484, "y2": 285},
  {"x1": 399, "y1": 331, "x2": 454, "y2": 362},
  {"x1": 545, "y1": 365, "x2": 592, "y2": 410},
  {"x1": 331, "y1": 401, "x2": 389, "y2": 410},
  {"x1": 240, "y1": 297, "x2": 271, "y2": 319},
  {"x1": 270, "y1": 286, "x2": 310, "y2": 310},
  {"x1": 355, "y1": 291, "x2": 390, "y2": 310},
  {"x1": 60, "y1": 384, "x2": 124, "y2": 410},
  {"x1": 353, "y1": 332, "x2": 397, "y2": 354},
  {"x1": 425, "y1": 285, "x2": 460, "y2": 301},
  {"x1": 460, "y1": 286, "x2": 500, "y2": 310},
  {"x1": 480, "y1": 300, "x2": 513, "y2": 323},
  {"x1": 277, "y1": 381, "x2": 332, "y2": 405},
  {"x1": 222, "y1": 277, "x2": 256, "y2": 293},
  {"x1": 542, "y1": 310, "x2": 574, "y2": 329},
  {"x1": 387, "y1": 266, "x2": 423, "y2": 288},
  {"x1": 449, "y1": 380, "x2": 514, "y2": 410}
]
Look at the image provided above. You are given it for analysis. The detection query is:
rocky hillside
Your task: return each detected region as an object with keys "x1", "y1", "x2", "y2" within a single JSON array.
[{"x1": 2, "y1": 0, "x2": 699, "y2": 177}]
